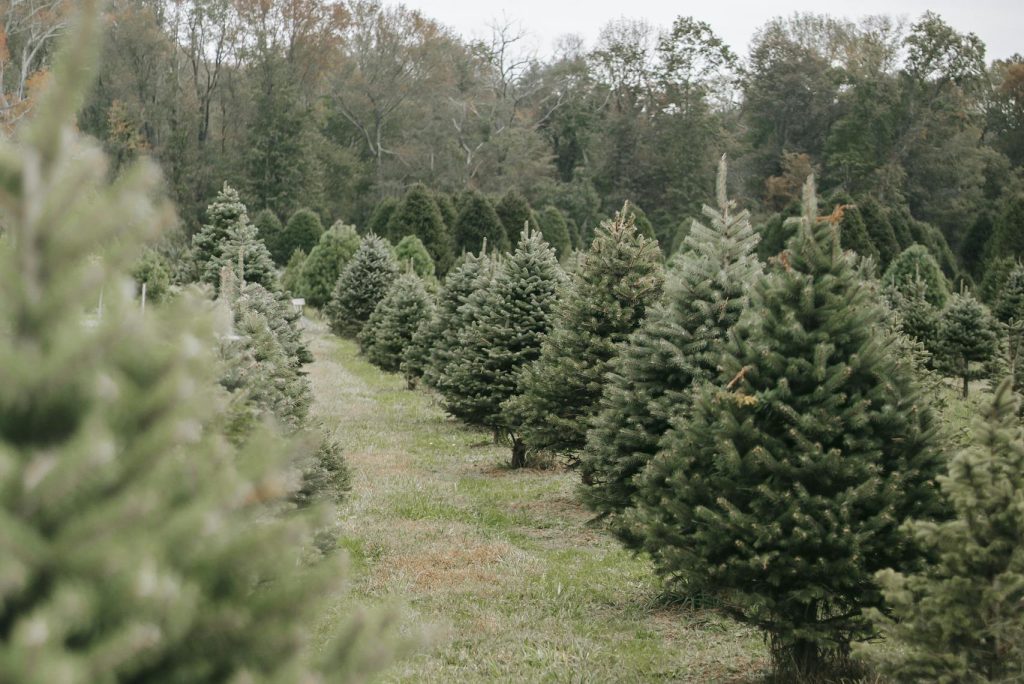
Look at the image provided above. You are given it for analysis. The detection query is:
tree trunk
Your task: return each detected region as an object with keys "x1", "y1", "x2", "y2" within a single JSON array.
[
  {"x1": 510, "y1": 436, "x2": 527, "y2": 469},
  {"x1": 963, "y1": 374, "x2": 969, "y2": 398}
]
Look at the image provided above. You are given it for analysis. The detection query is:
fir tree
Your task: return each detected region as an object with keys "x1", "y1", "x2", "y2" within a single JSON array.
[
  {"x1": 494, "y1": 189, "x2": 539, "y2": 251},
  {"x1": 887, "y1": 276, "x2": 941, "y2": 362},
  {"x1": 623, "y1": 202, "x2": 657, "y2": 243},
  {"x1": 325, "y1": 234, "x2": 399, "y2": 337},
  {"x1": 937, "y1": 291, "x2": 999, "y2": 397},
  {"x1": 885, "y1": 244, "x2": 950, "y2": 308},
  {"x1": 202, "y1": 217, "x2": 278, "y2": 292},
  {"x1": 281, "y1": 208, "x2": 324, "y2": 263},
  {"x1": 191, "y1": 182, "x2": 248, "y2": 277},
  {"x1": 367, "y1": 196, "x2": 398, "y2": 237},
  {"x1": 299, "y1": 222, "x2": 361, "y2": 308},
  {"x1": 831, "y1": 192, "x2": 880, "y2": 263},
  {"x1": 580, "y1": 158, "x2": 761, "y2": 538},
  {"x1": 537, "y1": 205, "x2": 572, "y2": 259},
  {"x1": 981, "y1": 256, "x2": 1018, "y2": 305},
  {"x1": 0, "y1": 6, "x2": 394, "y2": 678},
  {"x1": 253, "y1": 207, "x2": 286, "y2": 264},
  {"x1": 132, "y1": 248, "x2": 170, "y2": 303},
  {"x1": 994, "y1": 263, "x2": 1024, "y2": 397},
  {"x1": 387, "y1": 184, "x2": 453, "y2": 274},
  {"x1": 867, "y1": 378, "x2": 1024, "y2": 682},
  {"x1": 358, "y1": 274, "x2": 434, "y2": 374},
  {"x1": 434, "y1": 191, "x2": 458, "y2": 231},
  {"x1": 631, "y1": 177, "x2": 945, "y2": 678},
  {"x1": 440, "y1": 229, "x2": 563, "y2": 466},
  {"x1": 503, "y1": 208, "x2": 664, "y2": 460},
  {"x1": 961, "y1": 210, "x2": 995, "y2": 280},
  {"x1": 281, "y1": 248, "x2": 307, "y2": 296},
  {"x1": 394, "y1": 234, "x2": 435, "y2": 278},
  {"x1": 859, "y1": 196, "x2": 901, "y2": 268},
  {"x1": 992, "y1": 192, "x2": 1024, "y2": 259},
  {"x1": 453, "y1": 190, "x2": 509, "y2": 254},
  {"x1": 402, "y1": 248, "x2": 495, "y2": 390}
]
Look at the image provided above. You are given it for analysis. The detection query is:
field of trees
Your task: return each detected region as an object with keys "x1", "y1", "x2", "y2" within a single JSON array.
[{"x1": 2, "y1": 0, "x2": 1024, "y2": 682}]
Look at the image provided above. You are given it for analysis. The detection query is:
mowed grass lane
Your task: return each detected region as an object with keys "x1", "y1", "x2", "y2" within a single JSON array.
[{"x1": 305, "y1": 320, "x2": 766, "y2": 682}]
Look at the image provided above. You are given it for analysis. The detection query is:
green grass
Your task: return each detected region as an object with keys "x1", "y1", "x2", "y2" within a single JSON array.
[{"x1": 305, "y1": 320, "x2": 767, "y2": 682}]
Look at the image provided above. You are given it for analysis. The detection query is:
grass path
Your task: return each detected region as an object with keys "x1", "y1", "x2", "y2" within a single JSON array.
[{"x1": 306, "y1": 321, "x2": 766, "y2": 682}]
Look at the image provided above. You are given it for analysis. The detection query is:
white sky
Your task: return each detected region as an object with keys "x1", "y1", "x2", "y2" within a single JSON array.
[{"x1": 403, "y1": 0, "x2": 1022, "y2": 62}]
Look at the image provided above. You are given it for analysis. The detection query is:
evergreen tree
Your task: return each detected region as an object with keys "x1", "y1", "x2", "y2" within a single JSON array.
[
  {"x1": 631, "y1": 177, "x2": 945, "y2": 678},
  {"x1": 299, "y1": 222, "x2": 361, "y2": 308},
  {"x1": 253, "y1": 208, "x2": 286, "y2": 264},
  {"x1": 386, "y1": 184, "x2": 453, "y2": 274},
  {"x1": 394, "y1": 234, "x2": 435, "y2": 278},
  {"x1": 981, "y1": 256, "x2": 1018, "y2": 305},
  {"x1": 994, "y1": 263, "x2": 1024, "y2": 397},
  {"x1": 434, "y1": 191, "x2": 458, "y2": 231},
  {"x1": 830, "y1": 192, "x2": 880, "y2": 263},
  {"x1": 358, "y1": 274, "x2": 434, "y2": 374},
  {"x1": 202, "y1": 217, "x2": 278, "y2": 292},
  {"x1": 494, "y1": 189, "x2": 539, "y2": 251},
  {"x1": 992, "y1": 192, "x2": 1024, "y2": 259},
  {"x1": 887, "y1": 276, "x2": 941, "y2": 361},
  {"x1": 0, "y1": 7, "x2": 393, "y2": 678},
  {"x1": 623, "y1": 202, "x2": 657, "y2": 243},
  {"x1": 281, "y1": 248, "x2": 307, "y2": 296},
  {"x1": 325, "y1": 234, "x2": 399, "y2": 337},
  {"x1": 402, "y1": 249, "x2": 495, "y2": 390},
  {"x1": 859, "y1": 196, "x2": 901, "y2": 268},
  {"x1": 281, "y1": 208, "x2": 324, "y2": 263},
  {"x1": 937, "y1": 291, "x2": 999, "y2": 397},
  {"x1": 504, "y1": 208, "x2": 664, "y2": 461},
  {"x1": 191, "y1": 182, "x2": 248, "y2": 277},
  {"x1": 756, "y1": 201, "x2": 801, "y2": 262},
  {"x1": 367, "y1": 196, "x2": 398, "y2": 237},
  {"x1": 132, "y1": 248, "x2": 170, "y2": 303},
  {"x1": 885, "y1": 244, "x2": 951, "y2": 308},
  {"x1": 961, "y1": 210, "x2": 995, "y2": 280},
  {"x1": 440, "y1": 229, "x2": 563, "y2": 466},
  {"x1": 580, "y1": 159, "x2": 762, "y2": 538},
  {"x1": 867, "y1": 378, "x2": 1024, "y2": 682},
  {"x1": 453, "y1": 190, "x2": 509, "y2": 254},
  {"x1": 537, "y1": 205, "x2": 572, "y2": 259}
]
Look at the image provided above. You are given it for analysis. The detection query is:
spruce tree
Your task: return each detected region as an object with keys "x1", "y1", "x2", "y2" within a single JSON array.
[
  {"x1": 453, "y1": 190, "x2": 509, "y2": 254},
  {"x1": 402, "y1": 249, "x2": 495, "y2": 390},
  {"x1": 887, "y1": 276, "x2": 941, "y2": 361},
  {"x1": 202, "y1": 216, "x2": 278, "y2": 292},
  {"x1": 631, "y1": 177, "x2": 945, "y2": 678},
  {"x1": 503, "y1": 208, "x2": 664, "y2": 460},
  {"x1": 537, "y1": 205, "x2": 572, "y2": 259},
  {"x1": 494, "y1": 189, "x2": 539, "y2": 251},
  {"x1": 830, "y1": 192, "x2": 880, "y2": 263},
  {"x1": 394, "y1": 234, "x2": 435, "y2": 278},
  {"x1": 580, "y1": 158, "x2": 761, "y2": 537},
  {"x1": 0, "y1": 6, "x2": 393, "y2": 678},
  {"x1": 434, "y1": 191, "x2": 458, "y2": 231},
  {"x1": 440, "y1": 229, "x2": 563, "y2": 466},
  {"x1": 867, "y1": 378, "x2": 1024, "y2": 682},
  {"x1": 937, "y1": 291, "x2": 999, "y2": 397},
  {"x1": 858, "y1": 196, "x2": 900, "y2": 268},
  {"x1": 253, "y1": 207, "x2": 286, "y2": 264},
  {"x1": 191, "y1": 182, "x2": 248, "y2": 277},
  {"x1": 299, "y1": 222, "x2": 361, "y2": 308},
  {"x1": 386, "y1": 184, "x2": 453, "y2": 274},
  {"x1": 281, "y1": 248, "x2": 307, "y2": 297},
  {"x1": 325, "y1": 234, "x2": 399, "y2": 337},
  {"x1": 885, "y1": 244, "x2": 950, "y2": 308},
  {"x1": 280, "y1": 208, "x2": 324, "y2": 263},
  {"x1": 358, "y1": 274, "x2": 434, "y2": 374}
]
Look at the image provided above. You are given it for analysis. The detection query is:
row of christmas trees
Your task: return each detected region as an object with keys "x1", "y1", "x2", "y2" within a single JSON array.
[
  {"x1": 318, "y1": 158, "x2": 1024, "y2": 680},
  {"x1": 0, "y1": 4, "x2": 400, "y2": 680}
]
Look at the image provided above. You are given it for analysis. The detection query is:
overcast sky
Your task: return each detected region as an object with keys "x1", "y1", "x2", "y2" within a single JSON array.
[{"x1": 402, "y1": 0, "x2": 1022, "y2": 62}]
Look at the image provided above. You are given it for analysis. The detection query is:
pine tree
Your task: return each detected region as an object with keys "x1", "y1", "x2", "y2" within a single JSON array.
[
  {"x1": 537, "y1": 205, "x2": 572, "y2": 259},
  {"x1": 394, "y1": 234, "x2": 435, "y2": 278},
  {"x1": 325, "y1": 234, "x2": 399, "y2": 337},
  {"x1": 281, "y1": 208, "x2": 324, "y2": 264},
  {"x1": 866, "y1": 378, "x2": 1024, "y2": 682},
  {"x1": 503, "y1": 208, "x2": 664, "y2": 460},
  {"x1": 0, "y1": 5, "x2": 393, "y2": 678},
  {"x1": 494, "y1": 190, "x2": 539, "y2": 251},
  {"x1": 191, "y1": 182, "x2": 248, "y2": 277},
  {"x1": 202, "y1": 217, "x2": 278, "y2": 292},
  {"x1": 299, "y1": 222, "x2": 361, "y2": 308},
  {"x1": 253, "y1": 207, "x2": 286, "y2": 264},
  {"x1": 440, "y1": 229, "x2": 563, "y2": 466},
  {"x1": 580, "y1": 158, "x2": 761, "y2": 538},
  {"x1": 402, "y1": 249, "x2": 495, "y2": 390},
  {"x1": 937, "y1": 291, "x2": 999, "y2": 397},
  {"x1": 631, "y1": 177, "x2": 945, "y2": 678},
  {"x1": 453, "y1": 190, "x2": 509, "y2": 254},
  {"x1": 358, "y1": 274, "x2": 434, "y2": 374},
  {"x1": 387, "y1": 184, "x2": 453, "y2": 274},
  {"x1": 885, "y1": 244, "x2": 951, "y2": 308}
]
